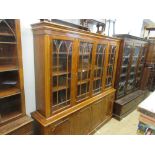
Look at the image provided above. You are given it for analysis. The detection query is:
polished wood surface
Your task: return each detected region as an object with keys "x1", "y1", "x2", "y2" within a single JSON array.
[
  {"x1": 32, "y1": 21, "x2": 120, "y2": 134},
  {"x1": 32, "y1": 89, "x2": 115, "y2": 135}
]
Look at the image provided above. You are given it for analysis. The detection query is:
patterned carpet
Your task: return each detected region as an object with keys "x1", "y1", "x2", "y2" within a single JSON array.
[{"x1": 94, "y1": 110, "x2": 139, "y2": 135}]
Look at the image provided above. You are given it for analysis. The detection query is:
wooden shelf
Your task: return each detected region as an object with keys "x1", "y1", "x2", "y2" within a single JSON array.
[
  {"x1": 0, "y1": 42, "x2": 16, "y2": 44},
  {"x1": 0, "y1": 112, "x2": 22, "y2": 124},
  {"x1": 0, "y1": 65, "x2": 18, "y2": 72},
  {"x1": 94, "y1": 66, "x2": 102, "y2": 70},
  {"x1": 94, "y1": 77, "x2": 101, "y2": 80},
  {"x1": 122, "y1": 65, "x2": 128, "y2": 68},
  {"x1": 123, "y1": 56, "x2": 130, "y2": 58},
  {"x1": 120, "y1": 73, "x2": 127, "y2": 77},
  {"x1": 78, "y1": 68, "x2": 90, "y2": 72},
  {"x1": 78, "y1": 79, "x2": 89, "y2": 85},
  {"x1": 53, "y1": 71, "x2": 69, "y2": 76},
  {"x1": 53, "y1": 85, "x2": 68, "y2": 92},
  {"x1": 79, "y1": 53, "x2": 90, "y2": 56},
  {"x1": 0, "y1": 32, "x2": 14, "y2": 37},
  {"x1": 0, "y1": 87, "x2": 21, "y2": 98}
]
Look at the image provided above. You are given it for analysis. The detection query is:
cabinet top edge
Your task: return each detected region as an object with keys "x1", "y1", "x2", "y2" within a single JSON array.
[
  {"x1": 114, "y1": 34, "x2": 148, "y2": 42},
  {"x1": 31, "y1": 21, "x2": 121, "y2": 42}
]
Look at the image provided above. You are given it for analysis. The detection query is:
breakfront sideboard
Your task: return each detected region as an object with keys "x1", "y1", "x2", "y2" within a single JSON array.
[
  {"x1": 113, "y1": 34, "x2": 149, "y2": 120},
  {"x1": 0, "y1": 19, "x2": 33, "y2": 135},
  {"x1": 31, "y1": 21, "x2": 120, "y2": 135}
]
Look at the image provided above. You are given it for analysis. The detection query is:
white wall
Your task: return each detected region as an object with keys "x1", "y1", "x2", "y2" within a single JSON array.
[
  {"x1": 20, "y1": 19, "x2": 38, "y2": 115},
  {"x1": 19, "y1": 19, "x2": 147, "y2": 115}
]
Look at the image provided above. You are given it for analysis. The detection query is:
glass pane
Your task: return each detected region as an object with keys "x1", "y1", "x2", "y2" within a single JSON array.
[
  {"x1": 93, "y1": 44, "x2": 106, "y2": 94},
  {"x1": 135, "y1": 47, "x2": 147, "y2": 89},
  {"x1": 126, "y1": 46, "x2": 140, "y2": 92},
  {"x1": 105, "y1": 45, "x2": 116, "y2": 88},
  {"x1": 77, "y1": 42, "x2": 93, "y2": 101},
  {"x1": 52, "y1": 40, "x2": 72, "y2": 112},
  {"x1": 117, "y1": 81, "x2": 126, "y2": 97}
]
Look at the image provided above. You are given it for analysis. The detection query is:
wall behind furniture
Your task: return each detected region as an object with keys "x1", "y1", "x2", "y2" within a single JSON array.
[
  {"x1": 19, "y1": 19, "x2": 146, "y2": 116},
  {"x1": 20, "y1": 19, "x2": 38, "y2": 115}
]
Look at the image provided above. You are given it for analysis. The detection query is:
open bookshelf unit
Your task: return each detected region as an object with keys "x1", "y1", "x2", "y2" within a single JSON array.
[
  {"x1": 31, "y1": 21, "x2": 120, "y2": 135},
  {"x1": 113, "y1": 34, "x2": 150, "y2": 120},
  {"x1": 0, "y1": 19, "x2": 32, "y2": 135}
]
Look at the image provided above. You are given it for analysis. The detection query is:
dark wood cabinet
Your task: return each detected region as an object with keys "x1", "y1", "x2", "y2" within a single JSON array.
[
  {"x1": 145, "y1": 40, "x2": 155, "y2": 91},
  {"x1": 0, "y1": 19, "x2": 33, "y2": 135},
  {"x1": 113, "y1": 34, "x2": 149, "y2": 120},
  {"x1": 31, "y1": 21, "x2": 120, "y2": 135}
]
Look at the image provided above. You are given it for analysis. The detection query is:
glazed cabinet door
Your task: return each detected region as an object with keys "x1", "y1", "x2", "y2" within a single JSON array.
[
  {"x1": 116, "y1": 42, "x2": 133, "y2": 98},
  {"x1": 76, "y1": 41, "x2": 93, "y2": 102},
  {"x1": 135, "y1": 45, "x2": 148, "y2": 89},
  {"x1": 51, "y1": 38, "x2": 74, "y2": 113},
  {"x1": 105, "y1": 43, "x2": 117, "y2": 88},
  {"x1": 92, "y1": 43, "x2": 107, "y2": 95},
  {"x1": 126, "y1": 44, "x2": 141, "y2": 93}
]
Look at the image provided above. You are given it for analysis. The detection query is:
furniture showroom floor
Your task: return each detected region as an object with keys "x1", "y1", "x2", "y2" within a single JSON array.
[{"x1": 94, "y1": 110, "x2": 139, "y2": 135}]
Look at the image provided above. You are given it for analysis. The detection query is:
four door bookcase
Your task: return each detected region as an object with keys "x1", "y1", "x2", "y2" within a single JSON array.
[{"x1": 31, "y1": 21, "x2": 120, "y2": 134}]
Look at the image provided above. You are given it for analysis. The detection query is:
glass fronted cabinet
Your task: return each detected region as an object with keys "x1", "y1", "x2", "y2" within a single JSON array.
[
  {"x1": 114, "y1": 34, "x2": 148, "y2": 99},
  {"x1": 32, "y1": 21, "x2": 120, "y2": 119},
  {"x1": 31, "y1": 21, "x2": 120, "y2": 135}
]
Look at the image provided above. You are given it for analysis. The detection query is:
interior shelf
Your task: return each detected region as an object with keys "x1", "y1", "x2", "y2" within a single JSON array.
[
  {"x1": 78, "y1": 79, "x2": 89, "y2": 85},
  {"x1": 94, "y1": 77, "x2": 101, "y2": 80},
  {"x1": 0, "y1": 65, "x2": 18, "y2": 72},
  {"x1": 0, "y1": 42, "x2": 16, "y2": 44},
  {"x1": 53, "y1": 85, "x2": 69, "y2": 92},
  {"x1": 53, "y1": 71, "x2": 69, "y2": 76},
  {"x1": 0, "y1": 32, "x2": 14, "y2": 37},
  {"x1": 0, "y1": 87, "x2": 21, "y2": 99},
  {"x1": 78, "y1": 68, "x2": 90, "y2": 72},
  {"x1": 0, "y1": 111, "x2": 22, "y2": 124}
]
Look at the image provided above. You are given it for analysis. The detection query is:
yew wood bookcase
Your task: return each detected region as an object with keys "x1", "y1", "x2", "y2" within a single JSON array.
[
  {"x1": 0, "y1": 19, "x2": 33, "y2": 135},
  {"x1": 31, "y1": 21, "x2": 120, "y2": 135},
  {"x1": 113, "y1": 34, "x2": 150, "y2": 120}
]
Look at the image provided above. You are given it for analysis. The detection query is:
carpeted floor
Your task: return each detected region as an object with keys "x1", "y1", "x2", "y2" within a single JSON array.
[{"x1": 94, "y1": 110, "x2": 139, "y2": 135}]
